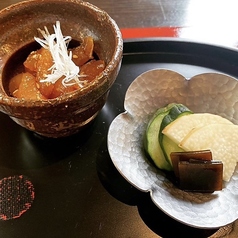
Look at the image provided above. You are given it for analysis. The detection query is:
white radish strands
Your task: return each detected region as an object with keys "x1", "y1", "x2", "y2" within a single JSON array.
[{"x1": 34, "y1": 21, "x2": 85, "y2": 87}]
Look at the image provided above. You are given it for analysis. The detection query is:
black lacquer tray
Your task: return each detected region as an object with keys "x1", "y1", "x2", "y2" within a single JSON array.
[{"x1": 0, "y1": 39, "x2": 237, "y2": 238}]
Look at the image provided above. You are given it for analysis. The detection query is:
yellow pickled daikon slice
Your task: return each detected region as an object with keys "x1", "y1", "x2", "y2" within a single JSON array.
[{"x1": 162, "y1": 113, "x2": 233, "y2": 145}]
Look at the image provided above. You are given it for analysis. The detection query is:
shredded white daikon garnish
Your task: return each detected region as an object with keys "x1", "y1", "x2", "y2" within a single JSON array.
[{"x1": 34, "y1": 21, "x2": 84, "y2": 87}]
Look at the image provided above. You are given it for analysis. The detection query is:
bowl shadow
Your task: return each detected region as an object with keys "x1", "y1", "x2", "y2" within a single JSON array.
[{"x1": 0, "y1": 112, "x2": 95, "y2": 170}]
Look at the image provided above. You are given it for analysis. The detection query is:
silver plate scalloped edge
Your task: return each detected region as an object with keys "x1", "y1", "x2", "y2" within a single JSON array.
[{"x1": 107, "y1": 69, "x2": 238, "y2": 228}]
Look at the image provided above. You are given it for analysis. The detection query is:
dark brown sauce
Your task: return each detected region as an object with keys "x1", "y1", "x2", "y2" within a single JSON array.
[{"x1": 3, "y1": 41, "x2": 40, "y2": 95}]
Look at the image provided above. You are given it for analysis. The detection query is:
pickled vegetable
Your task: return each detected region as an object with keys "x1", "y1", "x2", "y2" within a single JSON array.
[
  {"x1": 170, "y1": 150, "x2": 212, "y2": 178},
  {"x1": 144, "y1": 103, "x2": 238, "y2": 193},
  {"x1": 144, "y1": 103, "x2": 176, "y2": 171},
  {"x1": 163, "y1": 113, "x2": 233, "y2": 145},
  {"x1": 178, "y1": 160, "x2": 223, "y2": 192},
  {"x1": 159, "y1": 104, "x2": 192, "y2": 166},
  {"x1": 169, "y1": 150, "x2": 223, "y2": 192}
]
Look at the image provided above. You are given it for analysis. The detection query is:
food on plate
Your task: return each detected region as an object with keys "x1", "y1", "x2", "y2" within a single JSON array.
[
  {"x1": 170, "y1": 150, "x2": 212, "y2": 178},
  {"x1": 158, "y1": 104, "x2": 193, "y2": 167},
  {"x1": 162, "y1": 113, "x2": 233, "y2": 145},
  {"x1": 144, "y1": 103, "x2": 238, "y2": 192},
  {"x1": 9, "y1": 21, "x2": 105, "y2": 100},
  {"x1": 179, "y1": 123, "x2": 238, "y2": 182},
  {"x1": 144, "y1": 103, "x2": 192, "y2": 171},
  {"x1": 144, "y1": 103, "x2": 176, "y2": 171},
  {"x1": 170, "y1": 150, "x2": 223, "y2": 192},
  {"x1": 178, "y1": 159, "x2": 223, "y2": 192}
]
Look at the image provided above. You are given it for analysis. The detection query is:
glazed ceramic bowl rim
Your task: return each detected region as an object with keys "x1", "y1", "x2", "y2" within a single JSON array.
[{"x1": 0, "y1": 0, "x2": 123, "y2": 108}]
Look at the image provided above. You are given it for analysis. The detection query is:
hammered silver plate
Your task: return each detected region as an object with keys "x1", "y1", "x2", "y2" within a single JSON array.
[{"x1": 107, "y1": 69, "x2": 238, "y2": 228}]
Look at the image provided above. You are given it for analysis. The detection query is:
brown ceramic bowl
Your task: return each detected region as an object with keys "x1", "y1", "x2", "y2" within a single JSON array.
[{"x1": 0, "y1": 0, "x2": 123, "y2": 138}]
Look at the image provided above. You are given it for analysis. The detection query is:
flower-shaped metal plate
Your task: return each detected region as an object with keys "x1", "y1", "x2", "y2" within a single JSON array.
[{"x1": 107, "y1": 69, "x2": 238, "y2": 228}]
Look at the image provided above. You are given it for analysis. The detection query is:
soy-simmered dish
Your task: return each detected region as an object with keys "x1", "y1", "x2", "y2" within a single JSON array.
[{"x1": 9, "y1": 21, "x2": 105, "y2": 100}]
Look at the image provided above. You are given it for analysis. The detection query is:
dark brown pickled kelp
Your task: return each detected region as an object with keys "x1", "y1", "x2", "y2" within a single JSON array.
[
  {"x1": 170, "y1": 150, "x2": 212, "y2": 178},
  {"x1": 178, "y1": 160, "x2": 223, "y2": 192}
]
